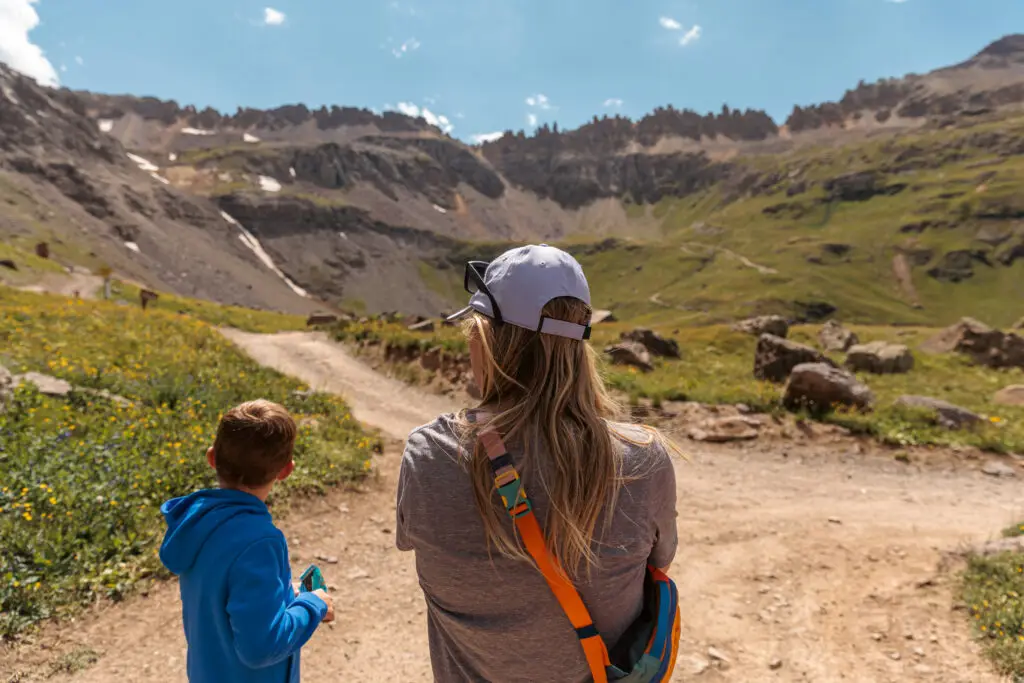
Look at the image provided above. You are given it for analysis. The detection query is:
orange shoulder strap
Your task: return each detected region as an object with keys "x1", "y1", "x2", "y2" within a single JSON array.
[{"x1": 470, "y1": 412, "x2": 610, "y2": 683}]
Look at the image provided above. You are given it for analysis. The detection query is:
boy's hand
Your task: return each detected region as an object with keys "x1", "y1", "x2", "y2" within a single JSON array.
[
  {"x1": 293, "y1": 582, "x2": 301, "y2": 597},
  {"x1": 313, "y1": 589, "x2": 335, "y2": 623}
]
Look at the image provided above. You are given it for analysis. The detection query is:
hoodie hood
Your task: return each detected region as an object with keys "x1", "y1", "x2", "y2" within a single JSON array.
[{"x1": 159, "y1": 489, "x2": 271, "y2": 575}]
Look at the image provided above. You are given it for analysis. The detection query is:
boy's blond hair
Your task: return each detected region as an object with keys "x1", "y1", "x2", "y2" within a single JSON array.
[{"x1": 213, "y1": 400, "x2": 297, "y2": 487}]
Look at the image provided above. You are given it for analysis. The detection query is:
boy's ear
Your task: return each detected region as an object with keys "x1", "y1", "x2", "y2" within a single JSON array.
[
  {"x1": 206, "y1": 447, "x2": 216, "y2": 470},
  {"x1": 276, "y1": 460, "x2": 295, "y2": 482}
]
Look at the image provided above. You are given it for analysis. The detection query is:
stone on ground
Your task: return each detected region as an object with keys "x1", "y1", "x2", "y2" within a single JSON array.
[
  {"x1": 14, "y1": 371, "x2": 73, "y2": 397},
  {"x1": 994, "y1": 385, "x2": 1024, "y2": 406},
  {"x1": 604, "y1": 342, "x2": 654, "y2": 372},
  {"x1": 783, "y1": 362, "x2": 875, "y2": 412},
  {"x1": 754, "y1": 334, "x2": 836, "y2": 383},
  {"x1": 688, "y1": 416, "x2": 762, "y2": 442},
  {"x1": 733, "y1": 315, "x2": 789, "y2": 338},
  {"x1": 894, "y1": 395, "x2": 981, "y2": 430},
  {"x1": 620, "y1": 328, "x2": 681, "y2": 359},
  {"x1": 845, "y1": 341, "x2": 914, "y2": 374},
  {"x1": 819, "y1": 320, "x2": 859, "y2": 352}
]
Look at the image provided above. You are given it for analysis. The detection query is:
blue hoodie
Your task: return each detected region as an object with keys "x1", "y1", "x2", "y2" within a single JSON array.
[{"x1": 160, "y1": 489, "x2": 327, "y2": 683}]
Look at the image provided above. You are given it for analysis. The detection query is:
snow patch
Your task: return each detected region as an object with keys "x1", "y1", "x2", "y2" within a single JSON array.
[
  {"x1": 126, "y1": 153, "x2": 158, "y2": 172},
  {"x1": 338, "y1": 232, "x2": 348, "y2": 240},
  {"x1": 124, "y1": 242, "x2": 140, "y2": 253},
  {"x1": 433, "y1": 204, "x2": 447, "y2": 214},
  {"x1": 220, "y1": 211, "x2": 308, "y2": 298},
  {"x1": 98, "y1": 119, "x2": 114, "y2": 133},
  {"x1": 259, "y1": 176, "x2": 282, "y2": 192},
  {"x1": 181, "y1": 127, "x2": 215, "y2": 136},
  {"x1": 149, "y1": 172, "x2": 170, "y2": 185},
  {"x1": 168, "y1": 153, "x2": 178, "y2": 162},
  {"x1": 289, "y1": 167, "x2": 296, "y2": 178},
  {"x1": 2, "y1": 85, "x2": 20, "y2": 106},
  {"x1": 243, "y1": 132, "x2": 261, "y2": 143}
]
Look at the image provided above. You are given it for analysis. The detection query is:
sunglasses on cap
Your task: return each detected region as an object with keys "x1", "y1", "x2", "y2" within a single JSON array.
[{"x1": 463, "y1": 261, "x2": 504, "y2": 325}]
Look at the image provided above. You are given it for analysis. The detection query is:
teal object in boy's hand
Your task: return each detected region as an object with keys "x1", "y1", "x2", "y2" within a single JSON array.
[{"x1": 299, "y1": 565, "x2": 326, "y2": 592}]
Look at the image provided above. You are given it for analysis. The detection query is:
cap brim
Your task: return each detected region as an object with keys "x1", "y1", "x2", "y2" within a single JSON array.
[{"x1": 446, "y1": 305, "x2": 476, "y2": 323}]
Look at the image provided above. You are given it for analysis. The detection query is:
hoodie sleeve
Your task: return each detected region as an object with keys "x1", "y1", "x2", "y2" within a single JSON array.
[{"x1": 225, "y1": 537, "x2": 328, "y2": 669}]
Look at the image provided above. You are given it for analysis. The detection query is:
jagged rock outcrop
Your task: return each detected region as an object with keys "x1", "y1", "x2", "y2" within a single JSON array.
[
  {"x1": 923, "y1": 317, "x2": 1024, "y2": 369},
  {"x1": 734, "y1": 315, "x2": 789, "y2": 338},
  {"x1": 845, "y1": 341, "x2": 915, "y2": 374},
  {"x1": 604, "y1": 342, "x2": 654, "y2": 372},
  {"x1": 620, "y1": 329, "x2": 681, "y2": 359},
  {"x1": 819, "y1": 321, "x2": 859, "y2": 352}
]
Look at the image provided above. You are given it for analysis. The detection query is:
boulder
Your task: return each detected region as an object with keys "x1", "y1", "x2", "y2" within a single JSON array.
[
  {"x1": 591, "y1": 309, "x2": 617, "y2": 325},
  {"x1": 1014, "y1": 316, "x2": 1024, "y2": 331},
  {"x1": 688, "y1": 416, "x2": 761, "y2": 443},
  {"x1": 0, "y1": 259, "x2": 16, "y2": 271},
  {"x1": 845, "y1": 341, "x2": 915, "y2": 374},
  {"x1": 620, "y1": 329, "x2": 680, "y2": 359},
  {"x1": 408, "y1": 319, "x2": 436, "y2": 333},
  {"x1": 754, "y1": 334, "x2": 836, "y2": 383},
  {"x1": 894, "y1": 395, "x2": 981, "y2": 430},
  {"x1": 818, "y1": 320, "x2": 859, "y2": 352},
  {"x1": 994, "y1": 385, "x2": 1024, "y2": 406},
  {"x1": 981, "y1": 461, "x2": 1017, "y2": 478},
  {"x1": 604, "y1": 342, "x2": 654, "y2": 372},
  {"x1": 733, "y1": 315, "x2": 789, "y2": 338},
  {"x1": 783, "y1": 363, "x2": 875, "y2": 413},
  {"x1": 922, "y1": 317, "x2": 1024, "y2": 369},
  {"x1": 14, "y1": 372, "x2": 73, "y2": 397}
]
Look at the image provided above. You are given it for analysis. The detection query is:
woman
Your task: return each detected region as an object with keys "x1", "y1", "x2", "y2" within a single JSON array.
[{"x1": 396, "y1": 244, "x2": 678, "y2": 683}]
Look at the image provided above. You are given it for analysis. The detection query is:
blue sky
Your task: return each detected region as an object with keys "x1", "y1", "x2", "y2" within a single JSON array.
[{"x1": 2, "y1": 0, "x2": 1021, "y2": 142}]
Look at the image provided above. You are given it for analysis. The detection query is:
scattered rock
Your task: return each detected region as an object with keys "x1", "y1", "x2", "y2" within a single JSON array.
[
  {"x1": 1013, "y1": 316, "x2": 1024, "y2": 331},
  {"x1": 769, "y1": 658, "x2": 783, "y2": 670},
  {"x1": 688, "y1": 416, "x2": 761, "y2": 443},
  {"x1": 0, "y1": 364, "x2": 12, "y2": 413},
  {"x1": 591, "y1": 309, "x2": 617, "y2": 325},
  {"x1": 14, "y1": 372, "x2": 72, "y2": 397},
  {"x1": 35, "y1": 242, "x2": 49, "y2": 259},
  {"x1": 681, "y1": 655, "x2": 710, "y2": 675},
  {"x1": 620, "y1": 329, "x2": 680, "y2": 359},
  {"x1": 981, "y1": 460, "x2": 1017, "y2": 478},
  {"x1": 0, "y1": 258, "x2": 16, "y2": 270},
  {"x1": 894, "y1": 395, "x2": 981, "y2": 430},
  {"x1": 346, "y1": 568, "x2": 370, "y2": 580},
  {"x1": 845, "y1": 341, "x2": 914, "y2": 374},
  {"x1": 913, "y1": 647, "x2": 926, "y2": 658},
  {"x1": 818, "y1": 320, "x2": 859, "y2": 352},
  {"x1": 604, "y1": 342, "x2": 654, "y2": 372},
  {"x1": 828, "y1": 516, "x2": 842, "y2": 525},
  {"x1": 889, "y1": 652, "x2": 902, "y2": 662},
  {"x1": 408, "y1": 319, "x2": 435, "y2": 333},
  {"x1": 755, "y1": 334, "x2": 836, "y2": 383},
  {"x1": 783, "y1": 363, "x2": 874, "y2": 412},
  {"x1": 734, "y1": 315, "x2": 789, "y2": 338},
  {"x1": 994, "y1": 385, "x2": 1024, "y2": 406},
  {"x1": 922, "y1": 317, "x2": 1024, "y2": 370},
  {"x1": 707, "y1": 646, "x2": 730, "y2": 664},
  {"x1": 306, "y1": 314, "x2": 339, "y2": 326},
  {"x1": 967, "y1": 536, "x2": 1024, "y2": 557}
]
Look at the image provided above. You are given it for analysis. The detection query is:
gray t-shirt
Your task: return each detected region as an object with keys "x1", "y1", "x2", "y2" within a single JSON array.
[{"x1": 396, "y1": 413, "x2": 678, "y2": 683}]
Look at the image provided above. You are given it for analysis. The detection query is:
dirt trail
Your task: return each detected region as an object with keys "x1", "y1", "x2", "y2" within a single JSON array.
[
  {"x1": 15, "y1": 269, "x2": 104, "y2": 299},
  {"x1": 5, "y1": 331, "x2": 1020, "y2": 683}
]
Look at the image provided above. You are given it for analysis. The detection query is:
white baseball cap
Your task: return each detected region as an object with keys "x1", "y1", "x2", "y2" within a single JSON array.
[{"x1": 447, "y1": 244, "x2": 592, "y2": 340}]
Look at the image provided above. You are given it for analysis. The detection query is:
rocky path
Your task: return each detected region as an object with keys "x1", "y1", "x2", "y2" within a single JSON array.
[{"x1": 3, "y1": 330, "x2": 1018, "y2": 682}]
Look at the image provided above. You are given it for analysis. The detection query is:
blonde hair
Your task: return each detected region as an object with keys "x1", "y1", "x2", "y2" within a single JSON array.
[{"x1": 458, "y1": 297, "x2": 670, "y2": 578}]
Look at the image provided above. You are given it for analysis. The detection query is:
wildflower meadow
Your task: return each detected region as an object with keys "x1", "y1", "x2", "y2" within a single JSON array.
[{"x1": 0, "y1": 289, "x2": 377, "y2": 637}]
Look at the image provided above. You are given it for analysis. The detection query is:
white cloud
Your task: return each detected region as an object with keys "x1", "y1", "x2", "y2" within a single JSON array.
[
  {"x1": 470, "y1": 131, "x2": 503, "y2": 144},
  {"x1": 263, "y1": 7, "x2": 286, "y2": 25},
  {"x1": 525, "y1": 93, "x2": 553, "y2": 110},
  {"x1": 659, "y1": 16, "x2": 682, "y2": 30},
  {"x1": 526, "y1": 112, "x2": 538, "y2": 127},
  {"x1": 0, "y1": 0, "x2": 59, "y2": 86},
  {"x1": 603, "y1": 98, "x2": 624, "y2": 108},
  {"x1": 74, "y1": 55, "x2": 83, "y2": 65},
  {"x1": 393, "y1": 101, "x2": 454, "y2": 134},
  {"x1": 392, "y1": 37, "x2": 421, "y2": 59},
  {"x1": 680, "y1": 24, "x2": 702, "y2": 46}
]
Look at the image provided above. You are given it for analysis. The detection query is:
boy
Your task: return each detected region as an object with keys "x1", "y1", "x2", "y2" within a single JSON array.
[{"x1": 160, "y1": 399, "x2": 334, "y2": 683}]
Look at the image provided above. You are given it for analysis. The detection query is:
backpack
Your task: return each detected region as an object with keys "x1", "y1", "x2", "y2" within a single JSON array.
[{"x1": 469, "y1": 412, "x2": 681, "y2": 683}]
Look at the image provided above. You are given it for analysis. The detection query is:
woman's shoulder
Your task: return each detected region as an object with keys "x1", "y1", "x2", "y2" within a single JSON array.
[
  {"x1": 607, "y1": 420, "x2": 675, "y2": 477},
  {"x1": 403, "y1": 412, "x2": 464, "y2": 465}
]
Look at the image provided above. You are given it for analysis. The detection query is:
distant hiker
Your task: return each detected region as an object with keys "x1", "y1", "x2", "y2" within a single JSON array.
[
  {"x1": 396, "y1": 245, "x2": 681, "y2": 682},
  {"x1": 159, "y1": 400, "x2": 334, "y2": 683}
]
